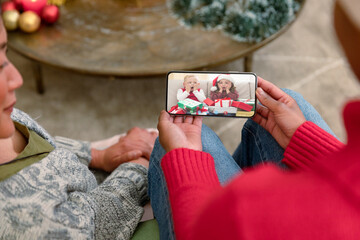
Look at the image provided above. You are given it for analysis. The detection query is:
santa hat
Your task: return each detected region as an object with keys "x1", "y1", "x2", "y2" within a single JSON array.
[{"x1": 210, "y1": 74, "x2": 235, "y2": 91}]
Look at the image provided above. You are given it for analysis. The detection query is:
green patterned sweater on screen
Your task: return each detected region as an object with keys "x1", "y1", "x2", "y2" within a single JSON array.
[{"x1": 0, "y1": 108, "x2": 148, "y2": 240}]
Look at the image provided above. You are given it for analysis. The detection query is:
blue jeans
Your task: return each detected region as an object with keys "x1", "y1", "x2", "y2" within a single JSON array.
[{"x1": 148, "y1": 89, "x2": 336, "y2": 240}]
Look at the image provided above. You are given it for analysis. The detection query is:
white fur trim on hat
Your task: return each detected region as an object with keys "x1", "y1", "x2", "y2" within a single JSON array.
[{"x1": 210, "y1": 86, "x2": 218, "y2": 91}]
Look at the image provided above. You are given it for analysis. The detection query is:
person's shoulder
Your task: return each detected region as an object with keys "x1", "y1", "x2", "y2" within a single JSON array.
[{"x1": 11, "y1": 108, "x2": 56, "y2": 147}]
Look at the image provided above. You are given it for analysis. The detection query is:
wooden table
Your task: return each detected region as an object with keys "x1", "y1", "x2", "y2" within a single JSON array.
[{"x1": 7, "y1": 0, "x2": 305, "y2": 94}]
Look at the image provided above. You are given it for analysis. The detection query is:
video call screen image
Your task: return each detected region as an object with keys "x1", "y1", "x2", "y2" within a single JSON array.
[{"x1": 166, "y1": 72, "x2": 257, "y2": 118}]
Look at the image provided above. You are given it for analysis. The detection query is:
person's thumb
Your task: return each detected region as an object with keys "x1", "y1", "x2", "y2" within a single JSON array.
[{"x1": 256, "y1": 87, "x2": 281, "y2": 112}]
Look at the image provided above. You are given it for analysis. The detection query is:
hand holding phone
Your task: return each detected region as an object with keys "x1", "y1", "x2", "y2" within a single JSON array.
[
  {"x1": 252, "y1": 77, "x2": 306, "y2": 148},
  {"x1": 158, "y1": 110, "x2": 203, "y2": 152},
  {"x1": 167, "y1": 71, "x2": 257, "y2": 118}
]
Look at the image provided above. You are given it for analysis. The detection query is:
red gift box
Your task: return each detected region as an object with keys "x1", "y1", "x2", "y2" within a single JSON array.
[
  {"x1": 231, "y1": 101, "x2": 253, "y2": 112},
  {"x1": 204, "y1": 98, "x2": 214, "y2": 106}
]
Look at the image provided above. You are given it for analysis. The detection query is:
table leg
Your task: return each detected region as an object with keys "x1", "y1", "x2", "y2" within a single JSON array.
[
  {"x1": 33, "y1": 62, "x2": 45, "y2": 94},
  {"x1": 244, "y1": 53, "x2": 253, "y2": 72}
]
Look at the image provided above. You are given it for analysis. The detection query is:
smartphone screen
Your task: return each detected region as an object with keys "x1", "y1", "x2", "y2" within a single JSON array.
[{"x1": 166, "y1": 71, "x2": 257, "y2": 118}]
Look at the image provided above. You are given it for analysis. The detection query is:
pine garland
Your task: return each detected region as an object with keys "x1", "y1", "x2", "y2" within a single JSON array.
[{"x1": 168, "y1": 0, "x2": 302, "y2": 42}]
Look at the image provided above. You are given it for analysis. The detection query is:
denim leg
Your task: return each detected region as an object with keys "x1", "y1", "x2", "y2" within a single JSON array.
[
  {"x1": 148, "y1": 124, "x2": 242, "y2": 240},
  {"x1": 148, "y1": 139, "x2": 175, "y2": 240},
  {"x1": 232, "y1": 88, "x2": 336, "y2": 168},
  {"x1": 201, "y1": 125, "x2": 242, "y2": 184}
]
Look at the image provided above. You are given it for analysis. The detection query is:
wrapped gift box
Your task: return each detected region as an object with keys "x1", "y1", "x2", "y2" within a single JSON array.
[
  {"x1": 203, "y1": 98, "x2": 214, "y2": 106},
  {"x1": 232, "y1": 101, "x2": 253, "y2": 112},
  {"x1": 178, "y1": 99, "x2": 203, "y2": 113},
  {"x1": 214, "y1": 98, "x2": 232, "y2": 107},
  {"x1": 196, "y1": 106, "x2": 209, "y2": 115},
  {"x1": 238, "y1": 99, "x2": 256, "y2": 111}
]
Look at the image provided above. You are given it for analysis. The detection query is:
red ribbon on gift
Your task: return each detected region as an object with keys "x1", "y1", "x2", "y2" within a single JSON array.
[
  {"x1": 169, "y1": 105, "x2": 186, "y2": 114},
  {"x1": 169, "y1": 105, "x2": 178, "y2": 112},
  {"x1": 195, "y1": 106, "x2": 208, "y2": 115},
  {"x1": 214, "y1": 98, "x2": 232, "y2": 107}
]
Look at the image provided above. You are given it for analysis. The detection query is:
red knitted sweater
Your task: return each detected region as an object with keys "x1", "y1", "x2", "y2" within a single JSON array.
[{"x1": 161, "y1": 101, "x2": 360, "y2": 240}]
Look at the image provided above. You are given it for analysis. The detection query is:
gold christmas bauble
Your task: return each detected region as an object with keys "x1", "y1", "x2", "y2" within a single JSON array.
[
  {"x1": 47, "y1": 0, "x2": 67, "y2": 6},
  {"x1": 19, "y1": 11, "x2": 41, "y2": 33},
  {"x1": 2, "y1": 10, "x2": 20, "y2": 31}
]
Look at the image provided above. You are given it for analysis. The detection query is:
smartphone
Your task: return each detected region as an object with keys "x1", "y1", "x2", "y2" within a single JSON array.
[{"x1": 166, "y1": 71, "x2": 257, "y2": 118}]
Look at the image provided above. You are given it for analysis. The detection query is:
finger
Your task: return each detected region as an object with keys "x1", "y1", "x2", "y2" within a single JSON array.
[
  {"x1": 252, "y1": 112, "x2": 268, "y2": 130},
  {"x1": 116, "y1": 150, "x2": 142, "y2": 163},
  {"x1": 193, "y1": 116, "x2": 203, "y2": 127},
  {"x1": 184, "y1": 115, "x2": 194, "y2": 124},
  {"x1": 118, "y1": 135, "x2": 126, "y2": 142},
  {"x1": 159, "y1": 110, "x2": 170, "y2": 122},
  {"x1": 256, "y1": 87, "x2": 281, "y2": 112},
  {"x1": 139, "y1": 144, "x2": 153, "y2": 160},
  {"x1": 150, "y1": 131, "x2": 159, "y2": 138},
  {"x1": 257, "y1": 77, "x2": 286, "y2": 101},
  {"x1": 173, "y1": 116, "x2": 184, "y2": 123},
  {"x1": 256, "y1": 104, "x2": 270, "y2": 119},
  {"x1": 158, "y1": 110, "x2": 171, "y2": 132}
]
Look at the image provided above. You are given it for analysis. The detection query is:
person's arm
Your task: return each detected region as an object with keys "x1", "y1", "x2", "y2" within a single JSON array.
[
  {"x1": 282, "y1": 121, "x2": 344, "y2": 170},
  {"x1": 157, "y1": 110, "x2": 222, "y2": 239},
  {"x1": 193, "y1": 89, "x2": 206, "y2": 102},
  {"x1": 177, "y1": 88, "x2": 189, "y2": 101},
  {"x1": 161, "y1": 148, "x2": 221, "y2": 240},
  {"x1": 0, "y1": 150, "x2": 149, "y2": 240},
  {"x1": 84, "y1": 161, "x2": 149, "y2": 239},
  {"x1": 252, "y1": 77, "x2": 344, "y2": 170},
  {"x1": 55, "y1": 136, "x2": 93, "y2": 165}
]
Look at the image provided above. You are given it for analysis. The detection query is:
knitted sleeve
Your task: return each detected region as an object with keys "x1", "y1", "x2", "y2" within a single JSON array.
[
  {"x1": 78, "y1": 162, "x2": 149, "y2": 240},
  {"x1": 161, "y1": 148, "x2": 221, "y2": 240},
  {"x1": 0, "y1": 149, "x2": 148, "y2": 240},
  {"x1": 54, "y1": 136, "x2": 92, "y2": 166},
  {"x1": 282, "y1": 121, "x2": 345, "y2": 170}
]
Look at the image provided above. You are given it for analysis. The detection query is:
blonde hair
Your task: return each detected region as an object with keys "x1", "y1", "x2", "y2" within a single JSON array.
[{"x1": 184, "y1": 75, "x2": 198, "y2": 82}]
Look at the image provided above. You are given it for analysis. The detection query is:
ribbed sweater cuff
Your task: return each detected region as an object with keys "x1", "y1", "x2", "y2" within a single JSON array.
[
  {"x1": 161, "y1": 148, "x2": 220, "y2": 189},
  {"x1": 283, "y1": 121, "x2": 344, "y2": 170}
]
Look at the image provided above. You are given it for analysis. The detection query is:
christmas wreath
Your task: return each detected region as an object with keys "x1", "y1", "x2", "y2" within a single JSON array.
[{"x1": 168, "y1": 0, "x2": 302, "y2": 42}]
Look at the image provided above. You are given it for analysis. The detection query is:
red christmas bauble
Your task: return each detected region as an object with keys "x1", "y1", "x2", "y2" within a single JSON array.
[
  {"x1": 12, "y1": 0, "x2": 23, "y2": 12},
  {"x1": 1, "y1": 1, "x2": 17, "y2": 12},
  {"x1": 41, "y1": 5, "x2": 60, "y2": 24}
]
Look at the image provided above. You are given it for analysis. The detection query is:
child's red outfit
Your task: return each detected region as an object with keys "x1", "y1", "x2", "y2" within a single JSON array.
[
  {"x1": 210, "y1": 90, "x2": 239, "y2": 101},
  {"x1": 177, "y1": 88, "x2": 206, "y2": 102},
  {"x1": 160, "y1": 101, "x2": 360, "y2": 239}
]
